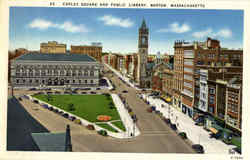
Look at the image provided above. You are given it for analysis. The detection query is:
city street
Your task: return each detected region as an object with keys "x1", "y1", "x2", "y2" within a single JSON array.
[{"x1": 7, "y1": 66, "x2": 194, "y2": 153}]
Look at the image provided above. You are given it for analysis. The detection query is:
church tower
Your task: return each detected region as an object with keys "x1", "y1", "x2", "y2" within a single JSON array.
[{"x1": 137, "y1": 18, "x2": 149, "y2": 88}]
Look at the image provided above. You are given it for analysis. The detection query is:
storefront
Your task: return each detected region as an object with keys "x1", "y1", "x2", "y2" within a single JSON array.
[{"x1": 182, "y1": 104, "x2": 193, "y2": 118}]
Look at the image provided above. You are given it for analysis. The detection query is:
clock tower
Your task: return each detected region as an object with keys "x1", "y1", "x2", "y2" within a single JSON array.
[{"x1": 137, "y1": 18, "x2": 149, "y2": 88}]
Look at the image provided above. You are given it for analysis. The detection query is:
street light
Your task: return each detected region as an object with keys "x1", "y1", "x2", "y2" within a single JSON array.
[{"x1": 133, "y1": 118, "x2": 136, "y2": 137}]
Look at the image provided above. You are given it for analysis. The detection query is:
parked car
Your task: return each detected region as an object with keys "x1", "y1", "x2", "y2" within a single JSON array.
[
  {"x1": 90, "y1": 91, "x2": 96, "y2": 94},
  {"x1": 96, "y1": 88, "x2": 101, "y2": 90},
  {"x1": 81, "y1": 92, "x2": 87, "y2": 94},
  {"x1": 69, "y1": 116, "x2": 76, "y2": 121},
  {"x1": 42, "y1": 104, "x2": 49, "y2": 109},
  {"x1": 18, "y1": 97, "x2": 22, "y2": 101},
  {"x1": 62, "y1": 113, "x2": 69, "y2": 118},
  {"x1": 48, "y1": 107, "x2": 53, "y2": 111},
  {"x1": 58, "y1": 111, "x2": 64, "y2": 115},
  {"x1": 122, "y1": 90, "x2": 128, "y2": 93},
  {"x1": 209, "y1": 130, "x2": 223, "y2": 139},
  {"x1": 170, "y1": 124, "x2": 177, "y2": 131},
  {"x1": 98, "y1": 130, "x2": 108, "y2": 136},
  {"x1": 53, "y1": 109, "x2": 59, "y2": 113},
  {"x1": 164, "y1": 118, "x2": 171, "y2": 124},
  {"x1": 74, "y1": 119, "x2": 82, "y2": 125},
  {"x1": 147, "y1": 108, "x2": 153, "y2": 113},
  {"x1": 178, "y1": 132, "x2": 187, "y2": 139},
  {"x1": 86, "y1": 124, "x2": 95, "y2": 130},
  {"x1": 33, "y1": 100, "x2": 39, "y2": 104},
  {"x1": 192, "y1": 144, "x2": 204, "y2": 153},
  {"x1": 29, "y1": 88, "x2": 36, "y2": 91}
]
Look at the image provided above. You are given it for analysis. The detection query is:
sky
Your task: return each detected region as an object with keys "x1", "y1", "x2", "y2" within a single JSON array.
[{"x1": 9, "y1": 7, "x2": 244, "y2": 54}]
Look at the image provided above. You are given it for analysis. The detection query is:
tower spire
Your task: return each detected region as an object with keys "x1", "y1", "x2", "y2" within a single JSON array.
[{"x1": 141, "y1": 18, "x2": 147, "y2": 29}]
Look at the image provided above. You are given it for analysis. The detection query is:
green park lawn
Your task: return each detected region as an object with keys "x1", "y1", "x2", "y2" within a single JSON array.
[
  {"x1": 32, "y1": 94, "x2": 122, "y2": 122},
  {"x1": 111, "y1": 121, "x2": 126, "y2": 131}
]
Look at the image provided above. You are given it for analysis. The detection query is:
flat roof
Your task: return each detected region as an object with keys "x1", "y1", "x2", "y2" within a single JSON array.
[
  {"x1": 31, "y1": 132, "x2": 66, "y2": 151},
  {"x1": 15, "y1": 53, "x2": 96, "y2": 62}
]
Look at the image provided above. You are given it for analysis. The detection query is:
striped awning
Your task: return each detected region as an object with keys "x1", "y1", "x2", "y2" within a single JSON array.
[{"x1": 209, "y1": 127, "x2": 218, "y2": 134}]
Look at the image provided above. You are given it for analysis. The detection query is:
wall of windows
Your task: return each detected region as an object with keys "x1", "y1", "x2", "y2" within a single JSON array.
[{"x1": 184, "y1": 50, "x2": 194, "y2": 58}]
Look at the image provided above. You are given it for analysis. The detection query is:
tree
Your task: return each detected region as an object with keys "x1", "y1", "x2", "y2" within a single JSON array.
[
  {"x1": 67, "y1": 103, "x2": 75, "y2": 111},
  {"x1": 47, "y1": 94, "x2": 52, "y2": 101}
]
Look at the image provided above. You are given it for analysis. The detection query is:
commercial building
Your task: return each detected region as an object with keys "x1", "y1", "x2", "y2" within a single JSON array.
[
  {"x1": 225, "y1": 80, "x2": 242, "y2": 131},
  {"x1": 70, "y1": 44, "x2": 102, "y2": 62},
  {"x1": 40, "y1": 41, "x2": 66, "y2": 54},
  {"x1": 173, "y1": 37, "x2": 243, "y2": 118},
  {"x1": 10, "y1": 53, "x2": 100, "y2": 88}
]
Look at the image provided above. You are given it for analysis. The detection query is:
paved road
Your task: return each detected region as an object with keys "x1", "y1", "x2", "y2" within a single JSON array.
[{"x1": 7, "y1": 67, "x2": 194, "y2": 153}]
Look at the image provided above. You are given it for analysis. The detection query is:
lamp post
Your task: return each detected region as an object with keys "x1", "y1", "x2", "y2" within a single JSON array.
[{"x1": 133, "y1": 118, "x2": 136, "y2": 137}]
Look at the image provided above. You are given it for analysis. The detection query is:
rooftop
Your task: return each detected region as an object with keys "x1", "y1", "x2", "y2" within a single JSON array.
[
  {"x1": 15, "y1": 53, "x2": 96, "y2": 62},
  {"x1": 31, "y1": 132, "x2": 66, "y2": 151}
]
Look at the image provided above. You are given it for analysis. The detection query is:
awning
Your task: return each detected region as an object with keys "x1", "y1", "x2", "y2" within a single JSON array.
[{"x1": 209, "y1": 127, "x2": 218, "y2": 134}]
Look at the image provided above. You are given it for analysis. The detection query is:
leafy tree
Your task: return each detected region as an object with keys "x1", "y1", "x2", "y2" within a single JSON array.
[{"x1": 67, "y1": 103, "x2": 75, "y2": 111}]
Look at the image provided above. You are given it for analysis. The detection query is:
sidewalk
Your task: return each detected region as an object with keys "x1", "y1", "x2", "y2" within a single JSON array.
[
  {"x1": 141, "y1": 94, "x2": 236, "y2": 154},
  {"x1": 104, "y1": 63, "x2": 141, "y2": 90},
  {"x1": 111, "y1": 94, "x2": 141, "y2": 138}
]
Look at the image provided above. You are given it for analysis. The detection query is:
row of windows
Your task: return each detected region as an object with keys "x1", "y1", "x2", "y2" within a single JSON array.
[
  {"x1": 16, "y1": 79, "x2": 95, "y2": 84},
  {"x1": 184, "y1": 59, "x2": 193, "y2": 66},
  {"x1": 184, "y1": 81, "x2": 192, "y2": 88},
  {"x1": 184, "y1": 67, "x2": 193, "y2": 73},
  {"x1": 183, "y1": 88, "x2": 193, "y2": 97},
  {"x1": 16, "y1": 65, "x2": 97, "y2": 70},
  {"x1": 184, "y1": 74, "x2": 192, "y2": 81},
  {"x1": 16, "y1": 70, "x2": 96, "y2": 77},
  {"x1": 184, "y1": 50, "x2": 194, "y2": 58}
]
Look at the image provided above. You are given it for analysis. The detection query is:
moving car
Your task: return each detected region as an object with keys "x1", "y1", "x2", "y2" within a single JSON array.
[{"x1": 192, "y1": 144, "x2": 204, "y2": 153}]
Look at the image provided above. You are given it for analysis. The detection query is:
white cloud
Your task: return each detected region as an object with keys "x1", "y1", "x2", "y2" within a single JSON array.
[
  {"x1": 28, "y1": 18, "x2": 89, "y2": 33},
  {"x1": 157, "y1": 22, "x2": 191, "y2": 33},
  {"x1": 192, "y1": 28, "x2": 232, "y2": 39},
  {"x1": 192, "y1": 28, "x2": 213, "y2": 38},
  {"x1": 59, "y1": 21, "x2": 89, "y2": 33},
  {"x1": 98, "y1": 15, "x2": 134, "y2": 28},
  {"x1": 29, "y1": 19, "x2": 54, "y2": 30},
  {"x1": 216, "y1": 29, "x2": 232, "y2": 38}
]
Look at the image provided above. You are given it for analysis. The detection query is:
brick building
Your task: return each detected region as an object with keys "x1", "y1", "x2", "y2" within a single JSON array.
[
  {"x1": 225, "y1": 81, "x2": 242, "y2": 131},
  {"x1": 173, "y1": 37, "x2": 243, "y2": 118},
  {"x1": 70, "y1": 44, "x2": 102, "y2": 62},
  {"x1": 40, "y1": 41, "x2": 66, "y2": 54}
]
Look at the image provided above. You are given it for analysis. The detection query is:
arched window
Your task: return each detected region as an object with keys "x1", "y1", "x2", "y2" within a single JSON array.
[
  {"x1": 90, "y1": 70, "x2": 94, "y2": 76},
  {"x1": 84, "y1": 70, "x2": 88, "y2": 76}
]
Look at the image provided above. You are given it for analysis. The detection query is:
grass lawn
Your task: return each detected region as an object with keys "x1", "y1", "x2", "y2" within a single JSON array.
[
  {"x1": 97, "y1": 123, "x2": 118, "y2": 133},
  {"x1": 111, "y1": 121, "x2": 126, "y2": 131},
  {"x1": 32, "y1": 94, "x2": 121, "y2": 122}
]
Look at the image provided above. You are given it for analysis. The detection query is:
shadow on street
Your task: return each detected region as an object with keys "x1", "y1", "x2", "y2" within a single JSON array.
[{"x1": 7, "y1": 97, "x2": 49, "y2": 151}]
